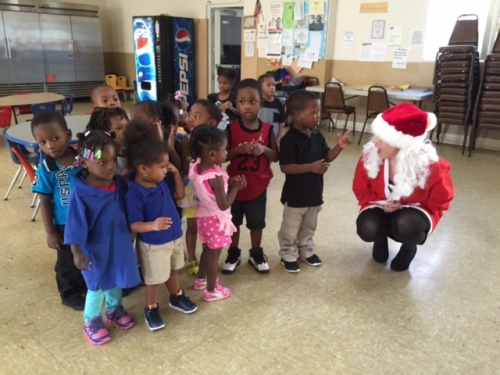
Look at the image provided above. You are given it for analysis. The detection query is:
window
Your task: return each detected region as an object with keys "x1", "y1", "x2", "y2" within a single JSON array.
[{"x1": 423, "y1": 0, "x2": 497, "y2": 61}]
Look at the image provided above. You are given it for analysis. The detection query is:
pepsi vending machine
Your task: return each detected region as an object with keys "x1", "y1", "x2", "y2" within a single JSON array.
[{"x1": 132, "y1": 15, "x2": 195, "y2": 105}]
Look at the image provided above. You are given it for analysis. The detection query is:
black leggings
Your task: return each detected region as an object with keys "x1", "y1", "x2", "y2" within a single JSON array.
[{"x1": 356, "y1": 207, "x2": 431, "y2": 246}]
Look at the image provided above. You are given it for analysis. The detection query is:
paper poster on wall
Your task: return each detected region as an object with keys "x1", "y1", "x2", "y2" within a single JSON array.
[
  {"x1": 245, "y1": 42, "x2": 255, "y2": 57},
  {"x1": 360, "y1": 2, "x2": 388, "y2": 13},
  {"x1": 309, "y1": 31, "x2": 322, "y2": 50},
  {"x1": 268, "y1": 3, "x2": 283, "y2": 31},
  {"x1": 258, "y1": 23, "x2": 267, "y2": 37},
  {"x1": 257, "y1": 36, "x2": 269, "y2": 49},
  {"x1": 243, "y1": 17, "x2": 256, "y2": 28},
  {"x1": 283, "y1": 2, "x2": 295, "y2": 29},
  {"x1": 343, "y1": 30, "x2": 355, "y2": 49},
  {"x1": 267, "y1": 31, "x2": 283, "y2": 57},
  {"x1": 282, "y1": 28, "x2": 294, "y2": 46},
  {"x1": 388, "y1": 26, "x2": 402, "y2": 46},
  {"x1": 294, "y1": 1, "x2": 304, "y2": 21},
  {"x1": 410, "y1": 27, "x2": 425, "y2": 45},
  {"x1": 392, "y1": 48, "x2": 408, "y2": 69},
  {"x1": 268, "y1": 58, "x2": 281, "y2": 66},
  {"x1": 298, "y1": 54, "x2": 313, "y2": 69},
  {"x1": 371, "y1": 20, "x2": 385, "y2": 39},
  {"x1": 304, "y1": 48, "x2": 319, "y2": 62},
  {"x1": 360, "y1": 42, "x2": 387, "y2": 61},
  {"x1": 244, "y1": 29, "x2": 256, "y2": 42},
  {"x1": 308, "y1": 14, "x2": 324, "y2": 31},
  {"x1": 282, "y1": 53, "x2": 294, "y2": 66},
  {"x1": 309, "y1": 0, "x2": 324, "y2": 15},
  {"x1": 258, "y1": 48, "x2": 268, "y2": 58},
  {"x1": 294, "y1": 28, "x2": 309, "y2": 44}
]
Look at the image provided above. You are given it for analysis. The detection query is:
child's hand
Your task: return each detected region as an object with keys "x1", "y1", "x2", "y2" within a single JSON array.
[
  {"x1": 229, "y1": 175, "x2": 247, "y2": 190},
  {"x1": 250, "y1": 141, "x2": 265, "y2": 156},
  {"x1": 167, "y1": 162, "x2": 179, "y2": 175},
  {"x1": 383, "y1": 201, "x2": 402, "y2": 212},
  {"x1": 168, "y1": 125, "x2": 178, "y2": 147},
  {"x1": 153, "y1": 120, "x2": 164, "y2": 140},
  {"x1": 151, "y1": 217, "x2": 172, "y2": 231},
  {"x1": 337, "y1": 130, "x2": 352, "y2": 149},
  {"x1": 46, "y1": 232, "x2": 63, "y2": 251},
  {"x1": 220, "y1": 101, "x2": 232, "y2": 110},
  {"x1": 73, "y1": 251, "x2": 92, "y2": 271},
  {"x1": 238, "y1": 142, "x2": 254, "y2": 154},
  {"x1": 310, "y1": 159, "x2": 330, "y2": 175}
]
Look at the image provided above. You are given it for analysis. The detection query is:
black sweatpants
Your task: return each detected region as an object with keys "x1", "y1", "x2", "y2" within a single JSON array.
[{"x1": 55, "y1": 226, "x2": 87, "y2": 299}]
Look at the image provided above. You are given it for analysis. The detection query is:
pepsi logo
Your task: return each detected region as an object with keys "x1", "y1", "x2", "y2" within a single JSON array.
[{"x1": 175, "y1": 29, "x2": 191, "y2": 50}]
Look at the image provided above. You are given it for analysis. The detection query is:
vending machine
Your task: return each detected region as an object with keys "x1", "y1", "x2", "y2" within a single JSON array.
[{"x1": 132, "y1": 15, "x2": 195, "y2": 105}]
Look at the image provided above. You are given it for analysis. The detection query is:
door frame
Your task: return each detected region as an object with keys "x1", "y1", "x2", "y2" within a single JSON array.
[{"x1": 207, "y1": 3, "x2": 243, "y2": 94}]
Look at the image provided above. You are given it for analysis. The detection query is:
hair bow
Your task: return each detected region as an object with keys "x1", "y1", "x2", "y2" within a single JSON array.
[{"x1": 174, "y1": 91, "x2": 184, "y2": 101}]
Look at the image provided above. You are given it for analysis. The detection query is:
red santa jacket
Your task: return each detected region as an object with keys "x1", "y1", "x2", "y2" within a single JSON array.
[{"x1": 352, "y1": 156, "x2": 454, "y2": 233}]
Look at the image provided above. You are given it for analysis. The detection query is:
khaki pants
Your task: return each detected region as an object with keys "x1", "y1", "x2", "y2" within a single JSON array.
[{"x1": 278, "y1": 204, "x2": 321, "y2": 262}]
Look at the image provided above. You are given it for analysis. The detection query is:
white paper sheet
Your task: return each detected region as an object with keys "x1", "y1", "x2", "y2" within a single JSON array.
[
  {"x1": 245, "y1": 42, "x2": 255, "y2": 57},
  {"x1": 298, "y1": 54, "x2": 313, "y2": 69},
  {"x1": 410, "y1": 27, "x2": 424, "y2": 45},
  {"x1": 282, "y1": 29, "x2": 294, "y2": 46},
  {"x1": 359, "y1": 42, "x2": 387, "y2": 61},
  {"x1": 388, "y1": 26, "x2": 402, "y2": 46},
  {"x1": 267, "y1": 31, "x2": 283, "y2": 57},
  {"x1": 342, "y1": 30, "x2": 355, "y2": 49},
  {"x1": 258, "y1": 23, "x2": 267, "y2": 37},
  {"x1": 283, "y1": 53, "x2": 294, "y2": 66},
  {"x1": 258, "y1": 48, "x2": 268, "y2": 58},
  {"x1": 294, "y1": 28, "x2": 309, "y2": 44},
  {"x1": 257, "y1": 36, "x2": 269, "y2": 49},
  {"x1": 371, "y1": 19, "x2": 385, "y2": 39},
  {"x1": 294, "y1": 1, "x2": 304, "y2": 21},
  {"x1": 309, "y1": 31, "x2": 322, "y2": 49},
  {"x1": 284, "y1": 45, "x2": 294, "y2": 55},
  {"x1": 244, "y1": 17, "x2": 255, "y2": 28},
  {"x1": 392, "y1": 47, "x2": 408, "y2": 69},
  {"x1": 268, "y1": 2, "x2": 284, "y2": 31},
  {"x1": 244, "y1": 29, "x2": 256, "y2": 42},
  {"x1": 304, "y1": 48, "x2": 319, "y2": 62}
]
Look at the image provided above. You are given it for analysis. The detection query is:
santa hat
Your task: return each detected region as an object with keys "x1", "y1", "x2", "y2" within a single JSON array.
[{"x1": 371, "y1": 103, "x2": 436, "y2": 149}]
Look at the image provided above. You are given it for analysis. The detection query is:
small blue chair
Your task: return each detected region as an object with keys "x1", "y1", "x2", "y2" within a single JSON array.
[
  {"x1": 3, "y1": 128, "x2": 39, "y2": 203},
  {"x1": 31, "y1": 103, "x2": 57, "y2": 116},
  {"x1": 60, "y1": 94, "x2": 75, "y2": 116}
]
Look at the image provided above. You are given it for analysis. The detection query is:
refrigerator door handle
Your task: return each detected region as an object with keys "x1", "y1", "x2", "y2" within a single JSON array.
[
  {"x1": 73, "y1": 40, "x2": 78, "y2": 58},
  {"x1": 69, "y1": 40, "x2": 75, "y2": 58},
  {"x1": 6, "y1": 38, "x2": 11, "y2": 59}
]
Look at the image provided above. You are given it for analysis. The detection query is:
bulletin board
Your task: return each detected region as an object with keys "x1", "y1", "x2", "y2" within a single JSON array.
[{"x1": 252, "y1": 0, "x2": 330, "y2": 70}]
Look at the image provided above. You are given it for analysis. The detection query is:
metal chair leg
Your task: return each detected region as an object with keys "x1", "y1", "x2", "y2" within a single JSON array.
[
  {"x1": 4, "y1": 166, "x2": 23, "y2": 200},
  {"x1": 18, "y1": 170, "x2": 27, "y2": 188},
  {"x1": 328, "y1": 113, "x2": 334, "y2": 132},
  {"x1": 31, "y1": 197, "x2": 41, "y2": 222},
  {"x1": 343, "y1": 114, "x2": 350, "y2": 133},
  {"x1": 31, "y1": 193, "x2": 38, "y2": 208},
  {"x1": 462, "y1": 123, "x2": 470, "y2": 155},
  {"x1": 352, "y1": 112, "x2": 356, "y2": 135},
  {"x1": 358, "y1": 118, "x2": 369, "y2": 145}
]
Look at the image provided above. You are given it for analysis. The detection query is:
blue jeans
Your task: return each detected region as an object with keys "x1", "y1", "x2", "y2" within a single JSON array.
[{"x1": 84, "y1": 287, "x2": 122, "y2": 323}]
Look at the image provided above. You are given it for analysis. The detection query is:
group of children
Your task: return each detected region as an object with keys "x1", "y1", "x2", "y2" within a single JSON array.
[{"x1": 31, "y1": 72, "x2": 350, "y2": 345}]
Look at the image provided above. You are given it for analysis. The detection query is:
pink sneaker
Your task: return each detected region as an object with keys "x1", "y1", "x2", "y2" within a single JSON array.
[
  {"x1": 83, "y1": 317, "x2": 111, "y2": 345},
  {"x1": 194, "y1": 277, "x2": 219, "y2": 290},
  {"x1": 203, "y1": 284, "x2": 232, "y2": 302}
]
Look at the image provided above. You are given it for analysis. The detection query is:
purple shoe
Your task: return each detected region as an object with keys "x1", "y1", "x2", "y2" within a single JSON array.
[
  {"x1": 106, "y1": 305, "x2": 135, "y2": 330},
  {"x1": 83, "y1": 317, "x2": 111, "y2": 346}
]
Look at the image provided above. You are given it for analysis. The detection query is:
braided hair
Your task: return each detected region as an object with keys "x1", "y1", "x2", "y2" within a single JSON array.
[
  {"x1": 77, "y1": 130, "x2": 116, "y2": 160},
  {"x1": 189, "y1": 124, "x2": 226, "y2": 161},
  {"x1": 86, "y1": 107, "x2": 129, "y2": 134},
  {"x1": 123, "y1": 120, "x2": 168, "y2": 168}
]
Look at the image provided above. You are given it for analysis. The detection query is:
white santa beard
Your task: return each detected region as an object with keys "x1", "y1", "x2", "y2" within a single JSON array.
[{"x1": 362, "y1": 141, "x2": 439, "y2": 200}]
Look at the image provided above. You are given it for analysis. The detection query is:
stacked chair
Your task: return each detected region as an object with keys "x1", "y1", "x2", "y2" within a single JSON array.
[
  {"x1": 432, "y1": 15, "x2": 480, "y2": 154},
  {"x1": 469, "y1": 31, "x2": 500, "y2": 156}
]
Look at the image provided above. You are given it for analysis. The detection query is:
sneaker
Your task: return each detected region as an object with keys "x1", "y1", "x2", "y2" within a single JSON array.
[
  {"x1": 106, "y1": 305, "x2": 135, "y2": 330},
  {"x1": 169, "y1": 291, "x2": 198, "y2": 314},
  {"x1": 222, "y1": 247, "x2": 241, "y2": 274},
  {"x1": 186, "y1": 260, "x2": 200, "y2": 276},
  {"x1": 62, "y1": 293, "x2": 86, "y2": 311},
  {"x1": 194, "y1": 277, "x2": 219, "y2": 290},
  {"x1": 281, "y1": 259, "x2": 300, "y2": 273},
  {"x1": 302, "y1": 254, "x2": 322, "y2": 267},
  {"x1": 144, "y1": 305, "x2": 165, "y2": 331},
  {"x1": 203, "y1": 284, "x2": 232, "y2": 302},
  {"x1": 83, "y1": 317, "x2": 111, "y2": 345},
  {"x1": 248, "y1": 247, "x2": 270, "y2": 273}
]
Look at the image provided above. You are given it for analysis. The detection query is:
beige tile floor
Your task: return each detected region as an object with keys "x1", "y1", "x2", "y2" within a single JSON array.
[{"x1": 1, "y1": 101, "x2": 500, "y2": 374}]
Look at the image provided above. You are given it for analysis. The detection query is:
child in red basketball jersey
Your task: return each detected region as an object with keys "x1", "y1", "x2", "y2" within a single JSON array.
[{"x1": 222, "y1": 79, "x2": 279, "y2": 274}]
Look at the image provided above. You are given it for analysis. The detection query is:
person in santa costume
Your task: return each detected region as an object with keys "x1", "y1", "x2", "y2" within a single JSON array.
[{"x1": 353, "y1": 103, "x2": 454, "y2": 271}]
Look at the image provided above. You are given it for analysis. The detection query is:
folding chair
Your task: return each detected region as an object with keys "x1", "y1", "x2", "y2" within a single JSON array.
[{"x1": 358, "y1": 86, "x2": 390, "y2": 145}]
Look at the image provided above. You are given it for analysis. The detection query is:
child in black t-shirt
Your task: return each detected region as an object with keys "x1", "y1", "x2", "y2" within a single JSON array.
[
  {"x1": 209, "y1": 67, "x2": 240, "y2": 129},
  {"x1": 258, "y1": 74, "x2": 286, "y2": 144},
  {"x1": 278, "y1": 90, "x2": 351, "y2": 273}
]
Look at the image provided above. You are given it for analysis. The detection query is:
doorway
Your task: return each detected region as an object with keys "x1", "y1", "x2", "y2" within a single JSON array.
[{"x1": 208, "y1": 5, "x2": 243, "y2": 94}]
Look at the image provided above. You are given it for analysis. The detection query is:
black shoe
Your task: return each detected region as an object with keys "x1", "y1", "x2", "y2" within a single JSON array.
[
  {"x1": 248, "y1": 247, "x2": 270, "y2": 273},
  {"x1": 145, "y1": 305, "x2": 165, "y2": 331},
  {"x1": 390, "y1": 245, "x2": 417, "y2": 272},
  {"x1": 302, "y1": 254, "x2": 322, "y2": 267},
  {"x1": 222, "y1": 246, "x2": 241, "y2": 274},
  {"x1": 372, "y1": 239, "x2": 389, "y2": 263},
  {"x1": 169, "y1": 291, "x2": 198, "y2": 314},
  {"x1": 62, "y1": 294, "x2": 86, "y2": 311},
  {"x1": 281, "y1": 259, "x2": 300, "y2": 273}
]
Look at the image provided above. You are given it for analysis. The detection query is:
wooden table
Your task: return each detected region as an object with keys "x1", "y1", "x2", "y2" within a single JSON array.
[
  {"x1": 4, "y1": 115, "x2": 90, "y2": 149},
  {"x1": 306, "y1": 85, "x2": 433, "y2": 107},
  {"x1": 0, "y1": 93, "x2": 65, "y2": 124}
]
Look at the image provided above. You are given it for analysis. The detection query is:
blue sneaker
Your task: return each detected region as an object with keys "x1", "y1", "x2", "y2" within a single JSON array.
[
  {"x1": 169, "y1": 291, "x2": 198, "y2": 314},
  {"x1": 144, "y1": 304, "x2": 165, "y2": 331}
]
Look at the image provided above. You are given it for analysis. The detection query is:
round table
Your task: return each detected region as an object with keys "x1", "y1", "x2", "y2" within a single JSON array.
[
  {"x1": 0, "y1": 93, "x2": 66, "y2": 124},
  {"x1": 4, "y1": 115, "x2": 90, "y2": 149}
]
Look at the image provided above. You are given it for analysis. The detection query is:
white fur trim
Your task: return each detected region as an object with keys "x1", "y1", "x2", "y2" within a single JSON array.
[
  {"x1": 371, "y1": 113, "x2": 427, "y2": 150},
  {"x1": 427, "y1": 112, "x2": 437, "y2": 131}
]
